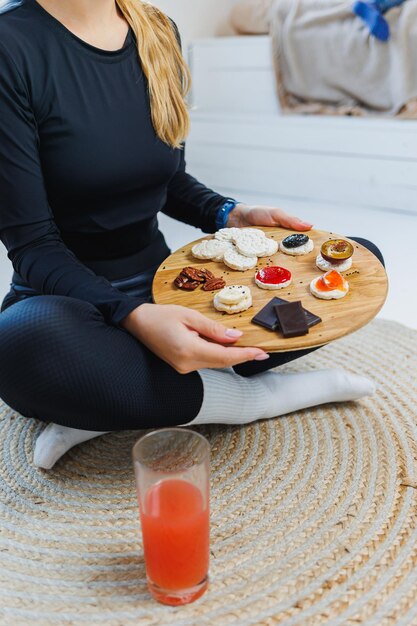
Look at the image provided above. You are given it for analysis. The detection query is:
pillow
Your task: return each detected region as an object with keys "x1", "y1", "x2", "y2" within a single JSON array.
[{"x1": 230, "y1": 0, "x2": 274, "y2": 34}]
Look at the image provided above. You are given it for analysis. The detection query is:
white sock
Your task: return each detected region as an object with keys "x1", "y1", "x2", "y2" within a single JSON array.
[
  {"x1": 185, "y1": 367, "x2": 376, "y2": 426},
  {"x1": 33, "y1": 423, "x2": 109, "y2": 470},
  {"x1": 33, "y1": 368, "x2": 375, "y2": 468}
]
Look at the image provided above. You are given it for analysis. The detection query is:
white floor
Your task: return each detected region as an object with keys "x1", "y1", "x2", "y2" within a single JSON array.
[{"x1": 0, "y1": 204, "x2": 415, "y2": 330}]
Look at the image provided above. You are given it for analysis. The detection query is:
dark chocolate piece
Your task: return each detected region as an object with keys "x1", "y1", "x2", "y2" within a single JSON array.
[
  {"x1": 282, "y1": 234, "x2": 309, "y2": 249},
  {"x1": 251, "y1": 297, "x2": 287, "y2": 330},
  {"x1": 251, "y1": 297, "x2": 322, "y2": 331},
  {"x1": 274, "y1": 301, "x2": 308, "y2": 338},
  {"x1": 299, "y1": 307, "x2": 322, "y2": 329}
]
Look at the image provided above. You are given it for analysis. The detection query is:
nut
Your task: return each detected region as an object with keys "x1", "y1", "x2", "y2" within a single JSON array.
[
  {"x1": 174, "y1": 274, "x2": 189, "y2": 289},
  {"x1": 174, "y1": 273, "x2": 200, "y2": 290},
  {"x1": 202, "y1": 278, "x2": 226, "y2": 291},
  {"x1": 199, "y1": 268, "x2": 215, "y2": 281},
  {"x1": 175, "y1": 275, "x2": 199, "y2": 290},
  {"x1": 181, "y1": 266, "x2": 206, "y2": 283},
  {"x1": 174, "y1": 265, "x2": 224, "y2": 292},
  {"x1": 179, "y1": 280, "x2": 200, "y2": 290}
]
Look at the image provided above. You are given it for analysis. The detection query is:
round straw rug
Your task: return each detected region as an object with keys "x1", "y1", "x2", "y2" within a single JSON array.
[{"x1": 0, "y1": 319, "x2": 416, "y2": 626}]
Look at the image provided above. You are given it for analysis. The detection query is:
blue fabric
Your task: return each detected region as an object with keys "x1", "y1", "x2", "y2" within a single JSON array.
[
  {"x1": 375, "y1": 0, "x2": 405, "y2": 12},
  {"x1": 353, "y1": 0, "x2": 406, "y2": 41}
]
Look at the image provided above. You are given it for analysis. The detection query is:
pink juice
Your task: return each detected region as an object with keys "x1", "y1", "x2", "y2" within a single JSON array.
[{"x1": 140, "y1": 478, "x2": 209, "y2": 592}]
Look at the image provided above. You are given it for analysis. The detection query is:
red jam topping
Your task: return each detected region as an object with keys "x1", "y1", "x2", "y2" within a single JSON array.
[
  {"x1": 316, "y1": 270, "x2": 347, "y2": 292},
  {"x1": 256, "y1": 266, "x2": 292, "y2": 285}
]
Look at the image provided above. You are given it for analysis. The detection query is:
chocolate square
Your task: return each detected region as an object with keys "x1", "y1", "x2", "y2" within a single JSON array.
[
  {"x1": 298, "y1": 308, "x2": 322, "y2": 330},
  {"x1": 274, "y1": 301, "x2": 308, "y2": 338},
  {"x1": 251, "y1": 297, "x2": 322, "y2": 332},
  {"x1": 251, "y1": 297, "x2": 288, "y2": 330}
]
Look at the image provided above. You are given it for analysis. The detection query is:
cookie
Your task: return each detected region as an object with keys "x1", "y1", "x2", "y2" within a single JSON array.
[
  {"x1": 280, "y1": 234, "x2": 314, "y2": 256},
  {"x1": 310, "y1": 271, "x2": 349, "y2": 300},
  {"x1": 214, "y1": 285, "x2": 253, "y2": 314},
  {"x1": 214, "y1": 296, "x2": 253, "y2": 314},
  {"x1": 255, "y1": 266, "x2": 292, "y2": 290},
  {"x1": 316, "y1": 253, "x2": 353, "y2": 272},
  {"x1": 191, "y1": 239, "x2": 234, "y2": 262},
  {"x1": 235, "y1": 232, "x2": 269, "y2": 257},
  {"x1": 216, "y1": 284, "x2": 251, "y2": 305},
  {"x1": 223, "y1": 247, "x2": 258, "y2": 271},
  {"x1": 233, "y1": 228, "x2": 265, "y2": 242},
  {"x1": 214, "y1": 227, "x2": 242, "y2": 242},
  {"x1": 258, "y1": 237, "x2": 279, "y2": 257}
]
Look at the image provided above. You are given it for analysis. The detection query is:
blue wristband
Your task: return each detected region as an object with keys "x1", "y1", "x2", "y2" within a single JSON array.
[{"x1": 215, "y1": 199, "x2": 239, "y2": 230}]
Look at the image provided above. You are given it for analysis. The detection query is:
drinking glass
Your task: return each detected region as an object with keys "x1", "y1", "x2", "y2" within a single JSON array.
[{"x1": 132, "y1": 428, "x2": 210, "y2": 606}]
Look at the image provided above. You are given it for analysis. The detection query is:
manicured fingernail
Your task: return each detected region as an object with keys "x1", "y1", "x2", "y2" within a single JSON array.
[
  {"x1": 254, "y1": 353, "x2": 270, "y2": 361},
  {"x1": 300, "y1": 221, "x2": 313, "y2": 227},
  {"x1": 225, "y1": 329, "x2": 243, "y2": 338}
]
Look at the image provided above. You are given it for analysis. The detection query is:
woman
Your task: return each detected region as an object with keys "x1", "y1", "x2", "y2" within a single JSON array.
[{"x1": 0, "y1": 0, "x2": 380, "y2": 469}]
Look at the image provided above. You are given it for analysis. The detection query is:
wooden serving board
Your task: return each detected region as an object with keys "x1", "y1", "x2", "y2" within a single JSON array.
[{"x1": 152, "y1": 227, "x2": 388, "y2": 352}]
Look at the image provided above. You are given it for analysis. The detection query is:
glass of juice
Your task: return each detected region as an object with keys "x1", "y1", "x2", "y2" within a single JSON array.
[{"x1": 132, "y1": 428, "x2": 210, "y2": 606}]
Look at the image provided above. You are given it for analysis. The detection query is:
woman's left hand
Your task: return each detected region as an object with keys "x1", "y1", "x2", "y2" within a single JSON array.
[{"x1": 227, "y1": 203, "x2": 313, "y2": 231}]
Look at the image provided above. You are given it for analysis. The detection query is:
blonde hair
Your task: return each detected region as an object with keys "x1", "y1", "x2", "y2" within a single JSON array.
[{"x1": 116, "y1": 0, "x2": 191, "y2": 149}]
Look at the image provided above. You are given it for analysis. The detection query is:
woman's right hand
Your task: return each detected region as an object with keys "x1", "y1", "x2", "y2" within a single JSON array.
[{"x1": 121, "y1": 303, "x2": 269, "y2": 374}]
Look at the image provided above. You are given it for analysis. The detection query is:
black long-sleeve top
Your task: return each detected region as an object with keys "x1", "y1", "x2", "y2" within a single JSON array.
[{"x1": 0, "y1": 0, "x2": 229, "y2": 326}]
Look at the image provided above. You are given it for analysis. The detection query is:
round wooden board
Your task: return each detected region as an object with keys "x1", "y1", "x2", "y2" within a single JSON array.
[{"x1": 152, "y1": 227, "x2": 388, "y2": 352}]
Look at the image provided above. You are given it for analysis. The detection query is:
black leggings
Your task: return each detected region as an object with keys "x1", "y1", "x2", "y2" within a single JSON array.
[{"x1": 0, "y1": 238, "x2": 384, "y2": 431}]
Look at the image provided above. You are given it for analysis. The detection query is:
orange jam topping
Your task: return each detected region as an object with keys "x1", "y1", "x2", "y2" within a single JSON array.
[{"x1": 316, "y1": 270, "x2": 347, "y2": 292}]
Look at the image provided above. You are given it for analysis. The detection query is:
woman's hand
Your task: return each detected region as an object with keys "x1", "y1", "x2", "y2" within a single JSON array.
[
  {"x1": 121, "y1": 303, "x2": 269, "y2": 374},
  {"x1": 227, "y1": 203, "x2": 313, "y2": 231}
]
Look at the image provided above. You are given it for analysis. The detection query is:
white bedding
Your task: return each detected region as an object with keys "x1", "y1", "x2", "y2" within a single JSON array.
[
  {"x1": 230, "y1": 0, "x2": 417, "y2": 116},
  {"x1": 270, "y1": 0, "x2": 417, "y2": 116},
  {"x1": 230, "y1": 0, "x2": 272, "y2": 34}
]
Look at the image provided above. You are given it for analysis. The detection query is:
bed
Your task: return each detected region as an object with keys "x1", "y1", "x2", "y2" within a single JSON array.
[{"x1": 186, "y1": 35, "x2": 417, "y2": 217}]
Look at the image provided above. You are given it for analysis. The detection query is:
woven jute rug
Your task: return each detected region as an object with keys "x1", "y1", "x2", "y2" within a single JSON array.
[{"x1": 0, "y1": 319, "x2": 416, "y2": 626}]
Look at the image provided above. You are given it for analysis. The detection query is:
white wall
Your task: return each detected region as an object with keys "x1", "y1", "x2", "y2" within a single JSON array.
[{"x1": 152, "y1": 0, "x2": 238, "y2": 47}]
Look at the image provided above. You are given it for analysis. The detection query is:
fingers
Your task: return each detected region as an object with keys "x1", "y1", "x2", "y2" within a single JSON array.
[
  {"x1": 176, "y1": 311, "x2": 270, "y2": 371},
  {"x1": 193, "y1": 336, "x2": 269, "y2": 369},
  {"x1": 169, "y1": 326, "x2": 269, "y2": 374},
  {"x1": 274, "y1": 210, "x2": 313, "y2": 231},
  {"x1": 184, "y1": 310, "x2": 246, "y2": 344},
  {"x1": 290, "y1": 217, "x2": 313, "y2": 231}
]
